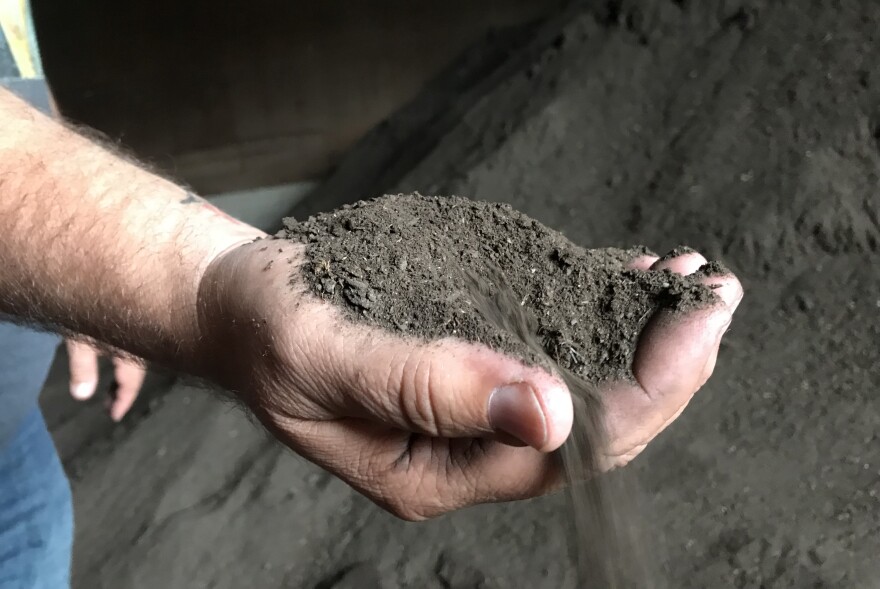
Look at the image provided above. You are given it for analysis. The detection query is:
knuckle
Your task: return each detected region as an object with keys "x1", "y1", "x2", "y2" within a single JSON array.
[{"x1": 397, "y1": 351, "x2": 441, "y2": 435}]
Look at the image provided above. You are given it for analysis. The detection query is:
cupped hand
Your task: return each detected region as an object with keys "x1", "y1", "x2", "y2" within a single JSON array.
[{"x1": 195, "y1": 240, "x2": 742, "y2": 520}]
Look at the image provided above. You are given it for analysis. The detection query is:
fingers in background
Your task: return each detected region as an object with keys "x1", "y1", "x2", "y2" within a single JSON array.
[
  {"x1": 107, "y1": 357, "x2": 147, "y2": 422},
  {"x1": 66, "y1": 339, "x2": 99, "y2": 400},
  {"x1": 66, "y1": 339, "x2": 149, "y2": 421}
]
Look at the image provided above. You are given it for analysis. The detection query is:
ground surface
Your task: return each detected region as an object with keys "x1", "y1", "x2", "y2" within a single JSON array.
[{"x1": 48, "y1": 1, "x2": 880, "y2": 587}]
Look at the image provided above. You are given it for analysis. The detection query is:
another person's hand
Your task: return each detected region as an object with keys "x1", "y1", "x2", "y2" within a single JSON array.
[
  {"x1": 193, "y1": 240, "x2": 742, "y2": 521},
  {"x1": 66, "y1": 340, "x2": 147, "y2": 421}
]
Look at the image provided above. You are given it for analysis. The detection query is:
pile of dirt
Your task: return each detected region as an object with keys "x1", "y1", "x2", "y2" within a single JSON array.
[{"x1": 283, "y1": 193, "x2": 714, "y2": 385}]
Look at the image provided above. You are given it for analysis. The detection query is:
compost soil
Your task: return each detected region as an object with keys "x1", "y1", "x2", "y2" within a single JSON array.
[{"x1": 283, "y1": 193, "x2": 714, "y2": 385}]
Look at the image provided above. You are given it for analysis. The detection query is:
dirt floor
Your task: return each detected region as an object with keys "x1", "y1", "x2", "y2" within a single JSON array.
[{"x1": 44, "y1": 0, "x2": 880, "y2": 587}]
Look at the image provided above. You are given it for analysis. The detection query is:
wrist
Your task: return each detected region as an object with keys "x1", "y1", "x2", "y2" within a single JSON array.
[
  {"x1": 0, "y1": 91, "x2": 269, "y2": 374},
  {"x1": 190, "y1": 238, "x2": 306, "y2": 391},
  {"x1": 169, "y1": 201, "x2": 266, "y2": 376}
]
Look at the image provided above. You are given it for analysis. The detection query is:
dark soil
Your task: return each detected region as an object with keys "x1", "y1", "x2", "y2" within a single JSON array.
[{"x1": 283, "y1": 193, "x2": 714, "y2": 386}]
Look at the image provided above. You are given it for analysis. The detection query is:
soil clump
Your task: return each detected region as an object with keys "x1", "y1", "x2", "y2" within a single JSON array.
[{"x1": 283, "y1": 193, "x2": 713, "y2": 386}]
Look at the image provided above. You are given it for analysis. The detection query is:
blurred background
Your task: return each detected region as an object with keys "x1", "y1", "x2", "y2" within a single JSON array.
[
  {"x1": 31, "y1": 0, "x2": 880, "y2": 587},
  {"x1": 35, "y1": 0, "x2": 561, "y2": 224}
]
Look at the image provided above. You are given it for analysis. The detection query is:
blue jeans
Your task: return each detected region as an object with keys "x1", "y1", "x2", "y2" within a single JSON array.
[{"x1": 0, "y1": 324, "x2": 70, "y2": 589}]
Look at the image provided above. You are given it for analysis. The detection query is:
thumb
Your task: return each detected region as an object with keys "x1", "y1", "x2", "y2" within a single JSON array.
[{"x1": 321, "y1": 326, "x2": 573, "y2": 452}]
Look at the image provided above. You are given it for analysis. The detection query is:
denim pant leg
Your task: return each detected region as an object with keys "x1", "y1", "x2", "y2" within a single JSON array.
[
  {"x1": 0, "y1": 323, "x2": 70, "y2": 589},
  {"x1": 0, "y1": 410, "x2": 73, "y2": 589}
]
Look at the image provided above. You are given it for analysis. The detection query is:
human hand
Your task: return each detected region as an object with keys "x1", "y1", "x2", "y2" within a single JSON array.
[
  {"x1": 66, "y1": 340, "x2": 147, "y2": 422},
  {"x1": 194, "y1": 240, "x2": 742, "y2": 520}
]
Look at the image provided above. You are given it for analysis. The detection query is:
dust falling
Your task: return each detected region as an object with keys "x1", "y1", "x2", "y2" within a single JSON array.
[{"x1": 462, "y1": 266, "x2": 659, "y2": 588}]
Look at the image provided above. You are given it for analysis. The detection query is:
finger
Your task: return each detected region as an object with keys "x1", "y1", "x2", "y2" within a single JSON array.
[
  {"x1": 66, "y1": 340, "x2": 100, "y2": 400},
  {"x1": 650, "y1": 247, "x2": 708, "y2": 275},
  {"x1": 454, "y1": 439, "x2": 564, "y2": 505},
  {"x1": 627, "y1": 254, "x2": 659, "y2": 271},
  {"x1": 109, "y1": 357, "x2": 147, "y2": 421},
  {"x1": 602, "y1": 266, "x2": 741, "y2": 459},
  {"x1": 695, "y1": 269, "x2": 742, "y2": 382},
  {"x1": 314, "y1": 319, "x2": 573, "y2": 452},
  {"x1": 285, "y1": 417, "x2": 561, "y2": 520},
  {"x1": 700, "y1": 344, "x2": 721, "y2": 387},
  {"x1": 696, "y1": 266, "x2": 744, "y2": 312},
  {"x1": 602, "y1": 304, "x2": 731, "y2": 456}
]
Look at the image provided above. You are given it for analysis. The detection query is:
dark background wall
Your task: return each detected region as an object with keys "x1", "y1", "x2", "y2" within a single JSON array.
[{"x1": 31, "y1": 0, "x2": 557, "y2": 194}]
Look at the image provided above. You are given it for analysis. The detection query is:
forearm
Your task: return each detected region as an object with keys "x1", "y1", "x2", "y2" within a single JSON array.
[{"x1": 0, "y1": 88, "x2": 265, "y2": 371}]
